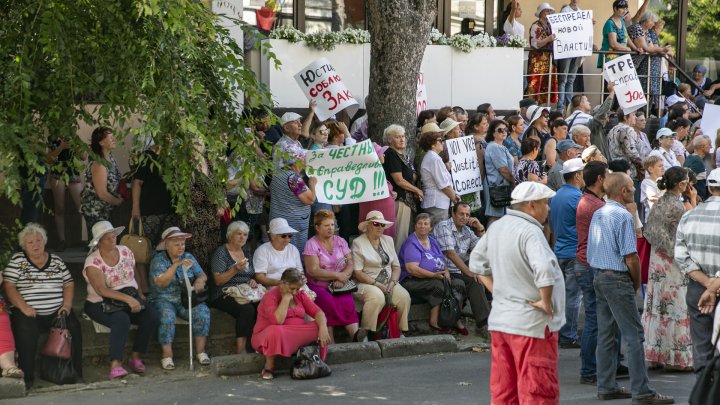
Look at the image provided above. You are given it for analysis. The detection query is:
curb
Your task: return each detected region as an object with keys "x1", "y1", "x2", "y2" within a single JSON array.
[
  {"x1": 0, "y1": 378, "x2": 25, "y2": 399},
  {"x1": 213, "y1": 335, "x2": 457, "y2": 377}
]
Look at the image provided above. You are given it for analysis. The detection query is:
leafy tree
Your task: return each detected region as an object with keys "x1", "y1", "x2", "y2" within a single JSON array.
[
  {"x1": 656, "y1": 0, "x2": 720, "y2": 64},
  {"x1": 0, "y1": 1, "x2": 275, "y2": 250}
]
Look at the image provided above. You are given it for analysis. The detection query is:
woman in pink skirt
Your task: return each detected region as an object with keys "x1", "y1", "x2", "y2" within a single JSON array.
[
  {"x1": 252, "y1": 268, "x2": 330, "y2": 380},
  {"x1": 304, "y1": 210, "x2": 361, "y2": 343},
  {"x1": 0, "y1": 273, "x2": 23, "y2": 379}
]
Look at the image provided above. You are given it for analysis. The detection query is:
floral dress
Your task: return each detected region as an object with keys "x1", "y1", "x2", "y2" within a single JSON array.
[
  {"x1": 641, "y1": 192, "x2": 692, "y2": 368},
  {"x1": 527, "y1": 20, "x2": 558, "y2": 105},
  {"x1": 79, "y1": 155, "x2": 121, "y2": 226},
  {"x1": 628, "y1": 24, "x2": 661, "y2": 97},
  {"x1": 514, "y1": 158, "x2": 542, "y2": 185}
]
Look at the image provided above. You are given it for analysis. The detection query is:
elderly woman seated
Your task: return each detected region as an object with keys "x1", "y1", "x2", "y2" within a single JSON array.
[
  {"x1": 149, "y1": 227, "x2": 211, "y2": 370},
  {"x1": 399, "y1": 213, "x2": 467, "y2": 333},
  {"x1": 83, "y1": 221, "x2": 160, "y2": 379},
  {"x1": 252, "y1": 268, "x2": 330, "y2": 380},
  {"x1": 303, "y1": 210, "x2": 361, "y2": 343},
  {"x1": 3, "y1": 223, "x2": 82, "y2": 387},
  {"x1": 352, "y1": 211, "x2": 411, "y2": 336},
  {"x1": 210, "y1": 221, "x2": 258, "y2": 354}
]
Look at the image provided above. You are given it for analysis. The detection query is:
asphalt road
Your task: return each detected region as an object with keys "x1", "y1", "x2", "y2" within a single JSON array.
[{"x1": 9, "y1": 350, "x2": 695, "y2": 405}]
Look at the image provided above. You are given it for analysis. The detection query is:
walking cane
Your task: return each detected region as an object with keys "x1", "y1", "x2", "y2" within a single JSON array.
[{"x1": 182, "y1": 264, "x2": 195, "y2": 371}]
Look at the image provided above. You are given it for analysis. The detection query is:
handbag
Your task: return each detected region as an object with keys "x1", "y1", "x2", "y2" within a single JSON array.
[
  {"x1": 40, "y1": 315, "x2": 72, "y2": 360},
  {"x1": 488, "y1": 184, "x2": 512, "y2": 207},
  {"x1": 689, "y1": 329, "x2": 720, "y2": 404},
  {"x1": 290, "y1": 343, "x2": 331, "y2": 380},
  {"x1": 328, "y1": 279, "x2": 358, "y2": 295},
  {"x1": 222, "y1": 283, "x2": 267, "y2": 305},
  {"x1": 370, "y1": 294, "x2": 401, "y2": 341},
  {"x1": 181, "y1": 286, "x2": 209, "y2": 308},
  {"x1": 39, "y1": 356, "x2": 78, "y2": 385},
  {"x1": 101, "y1": 286, "x2": 142, "y2": 313},
  {"x1": 437, "y1": 278, "x2": 461, "y2": 329},
  {"x1": 120, "y1": 219, "x2": 151, "y2": 264}
]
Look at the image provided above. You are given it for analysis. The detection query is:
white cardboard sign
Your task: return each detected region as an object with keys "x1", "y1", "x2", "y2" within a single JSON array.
[
  {"x1": 416, "y1": 71, "x2": 428, "y2": 117},
  {"x1": 604, "y1": 54, "x2": 647, "y2": 115},
  {"x1": 701, "y1": 104, "x2": 720, "y2": 150},
  {"x1": 446, "y1": 136, "x2": 483, "y2": 195},
  {"x1": 547, "y1": 10, "x2": 594, "y2": 60},
  {"x1": 294, "y1": 57, "x2": 359, "y2": 121}
]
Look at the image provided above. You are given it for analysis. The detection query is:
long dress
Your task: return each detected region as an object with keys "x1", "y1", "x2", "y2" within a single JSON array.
[
  {"x1": 641, "y1": 192, "x2": 692, "y2": 368},
  {"x1": 526, "y1": 20, "x2": 558, "y2": 105}
]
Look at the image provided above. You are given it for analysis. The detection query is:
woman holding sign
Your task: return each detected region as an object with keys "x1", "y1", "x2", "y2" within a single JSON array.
[{"x1": 526, "y1": 3, "x2": 558, "y2": 106}]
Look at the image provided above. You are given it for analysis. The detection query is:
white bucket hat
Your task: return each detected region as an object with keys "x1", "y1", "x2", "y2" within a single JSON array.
[
  {"x1": 156, "y1": 226, "x2": 193, "y2": 250},
  {"x1": 535, "y1": 2, "x2": 555, "y2": 17},
  {"x1": 526, "y1": 105, "x2": 550, "y2": 126},
  {"x1": 88, "y1": 221, "x2": 125, "y2": 249},
  {"x1": 511, "y1": 182, "x2": 556, "y2": 204},
  {"x1": 268, "y1": 218, "x2": 298, "y2": 235},
  {"x1": 358, "y1": 210, "x2": 394, "y2": 233},
  {"x1": 561, "y1": 158, "x2": 586, "y2": 174}
]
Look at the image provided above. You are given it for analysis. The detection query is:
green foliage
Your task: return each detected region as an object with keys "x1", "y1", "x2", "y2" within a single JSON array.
[
  {"x1": 656, "y1": 0, "x2": 720, "y2": 61},
  {"x1": 0, "y1": 1, "x2": 276, "y2": 226}
]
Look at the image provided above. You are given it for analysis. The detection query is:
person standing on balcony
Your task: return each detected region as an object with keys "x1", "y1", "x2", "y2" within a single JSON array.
[
  {"x1": 628, "y1": 12, "x2": 670, "y2": 115},
  {"x1": 527, "y1": 3, "x2": 558, "y2": 106},
  {"x1": 556, "y1": 1, "x2": 584, "y2": 113},
  {"x1": 597, "y1": 1, "x2": 644, "y2": 70},
  {"x1": 502, "y1": 0, "x2": 524, "y2": 37}
]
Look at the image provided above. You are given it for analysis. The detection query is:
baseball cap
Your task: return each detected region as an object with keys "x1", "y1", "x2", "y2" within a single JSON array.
[
  {"x1": 280, "y1": 112, "x2": 303, "y2": 126},
  {"x1": 511, "y1": 182, "x2": 556, "y2": 204},
  {"x1": 656, "y1": 128, "x2": 677, "y2": 139},
  {"x1": 557, "y1": 139, "x2": 582, "y2": 153},
  {"x1": 707, "y1": 168, "x2": 720, "y2": 186},
  {"x1": 561, "y1": 158, "x2": 585, "y2": 174}
]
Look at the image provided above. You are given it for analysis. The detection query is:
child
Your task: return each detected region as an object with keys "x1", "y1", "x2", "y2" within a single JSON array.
[{"x1": 641, "y1": 155, "x2": 665, "y2": 223}]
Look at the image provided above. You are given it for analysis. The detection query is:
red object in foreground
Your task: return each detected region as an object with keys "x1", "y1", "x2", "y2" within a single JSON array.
[{"x1": 256, "y1": 7, "x2": 277, "y2": 31}]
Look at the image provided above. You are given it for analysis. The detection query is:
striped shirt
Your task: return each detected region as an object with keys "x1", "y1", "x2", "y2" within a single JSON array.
[
  {"x1": 675, "y1": 196, "x2": 720, "y2": 276},
  {"x1": 3, "y1": 252, "x2": 73, "y2": 315},
  {"x1": 587, "y1": 200, "x2": 637, "y2": 272}
]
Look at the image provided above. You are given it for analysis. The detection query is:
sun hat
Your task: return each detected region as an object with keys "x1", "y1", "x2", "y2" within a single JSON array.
[
  {"x1": 557, "y1": 139, "x2": 583, "y2": 153},
  {"x1": 707, "y1": 168, "x2": 720, "y2": 186},
  {"x1": 526, "y1": 105, "x2": 550, "y2": 126},
  {"x1": 439, "y1": 118, "x2": 460, "y2": 135},
  {"x1": 358, "y1": 210, "x2": 394, "y2": 233},
  {"x1": 420, "y1": 123, "x2": 443, "y2": 135},
  {"x1": 535, "y1": 2, "x2": 555, "y2": 17},
  {"x1": 280, "y1": 112, "x2": 303, "y2": 126},
  {"x1": 519, "y1": 99, "x2": 537, "y2": 109},
  {"x1": 156, "y1": 226, "x2": 192, "y2": 250},
  {"x1": 88, "y1": 221, "x2": 125, "y2": 249},
  {"x1": 268, "y1": 218, "x2": 298, "y2": 235},
  {"x1": 655, "y1": 128, "x2": 677, "y2": 139},
  {"x1": 561, "y1": 158, "x2": 586, "y2": 174},
  {"x1": 581, "y1": 145, "x2": 599, "y2": 162},
  {"x1": 511, "y1": 182, "x2": 557, "y2": 204}
]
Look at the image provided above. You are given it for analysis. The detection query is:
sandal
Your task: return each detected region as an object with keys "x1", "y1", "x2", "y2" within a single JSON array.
[
  {"x1": 128, "y1": 358, "x2": 146, "y2": 374},
  {"x1": 197, "y1": 352, "x2": 211, "y2": 366},
  {"x1": 260, "y1": 368, "x2": 274, "y2": 380},
  {"x1": 161, "y1": 357, "x2": 175, "y2": 370},
  {"x1": 631, "y1": 393, "x2": 674, "y2": 404},
  {"x1": 109, "y1": 367, "x2": 128, "y2": 380},
  {"x1": 2, "y1": 366, "x2": 24, "y2": 379}
]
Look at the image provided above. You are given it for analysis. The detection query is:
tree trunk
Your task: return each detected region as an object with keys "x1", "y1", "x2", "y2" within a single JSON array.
[{"x1": 367, "y1": 0, "x2": 436, "y2": 150}]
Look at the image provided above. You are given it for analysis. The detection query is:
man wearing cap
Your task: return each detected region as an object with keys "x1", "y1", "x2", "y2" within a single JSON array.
[
  {"x1": 588, "y1": 172, "x2": 673, "y2": 404},
  {"x1": 273, "y1": 111, "x2": 308, "y2": 170},
  {"x1": 470, "y1": 181, "x2": 564, "y2": 404},
  {"x1": 550, "y1": 158, "x2": 585, "y2": 349},
  {"x1": 648, "y1": 128, "x2": 681, "y2": 170},
  {"x1": 547, "y1": 139, "x2": 582, "y2": 191},
  {"x1": 675, "y1": 168, "x2": 720, "y2": 375}
]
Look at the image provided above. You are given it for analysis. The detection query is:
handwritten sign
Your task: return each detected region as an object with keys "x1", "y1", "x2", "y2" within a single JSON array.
[
  {"x1": 416, "y1": 71, "x2": 428, "y2": 117},
  {"x1": 604, "y1": 54, "x2": 647, "y2": 115},
  {"x1": 294, "y1": 57, "x2": 359, "y2": 121},
  {"x1": 701, "y1": 104, "x2": 720, "y2": 150},
  {"x1": 547, "y1": 10, "x2": 593, "y2": 60},
  {"x1": 446, "y1": 136, "x2": 483, "y2": 195},
  {"x1": 305, "y1": 140, "x2": 389, "y2": 204}
]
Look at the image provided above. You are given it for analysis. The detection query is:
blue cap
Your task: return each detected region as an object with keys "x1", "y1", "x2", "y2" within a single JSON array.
[{"x1": 557, "y1": 139, "x2": 582, "y2": 153}]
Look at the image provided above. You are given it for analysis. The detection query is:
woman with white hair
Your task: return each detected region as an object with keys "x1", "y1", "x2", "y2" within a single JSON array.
[
  {"x1": 628, "y1": 11, "x2": 670, "y2": 112},
  {"x1": 209, "y1": 221, "x2": 258, "y2": 353},
  {"x1": 382, "y1": 124, "x2": 424, "y2": 252},
  {"x1": 571, "y1": 125, "x2": 591, "y2": 150},
  {"x1": 3, "y1": 223, "x2": 83, "y2": 387}
]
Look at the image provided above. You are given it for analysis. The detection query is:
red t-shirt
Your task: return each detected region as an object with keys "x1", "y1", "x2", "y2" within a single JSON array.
[{"x1": 575, "y1": 191, "x2": 605, "y2": 265}]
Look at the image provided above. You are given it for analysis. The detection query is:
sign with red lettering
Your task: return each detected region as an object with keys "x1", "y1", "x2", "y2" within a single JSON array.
[
  {"x1": 416, "y1": 71, "x2": 428, "y2": 117},
  {"x1": 603, "y1": 54, "x2": 647, "y2": 115},
  {"x1": 294, "y1": 57, "x2": 359, "y2": 121}
]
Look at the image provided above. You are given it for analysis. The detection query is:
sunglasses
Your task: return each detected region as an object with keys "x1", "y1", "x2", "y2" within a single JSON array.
[
  {"x1": 371, "y1": 222, "x2": 386, "y2": 228},
  {"x1": 279, "y1": 234, "x2": 293, "y2": 239},
  {"x1": 496, "y1": 127, "x2": 507, "y2": 133}
]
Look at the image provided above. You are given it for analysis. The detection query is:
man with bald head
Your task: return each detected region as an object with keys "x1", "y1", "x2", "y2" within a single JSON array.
[{"x1": 587, "y1": 173, "x2": 673, "y2": 404}]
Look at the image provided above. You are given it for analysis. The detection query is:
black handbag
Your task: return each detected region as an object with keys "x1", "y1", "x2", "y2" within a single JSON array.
[
  {"x1": 101, "y1": 286, "x2": 142, "y2": 313},
  {"x1": 39, "y1": 355, "x2": 78, "y2": 385},
  {"x1": 290, "y1": 343, "x2": 331, "y2": 380},
  {"x1": 488, "y1": 184, "x2": 512, "y2": 207},
  {"x1": 688, "y1": 332, "x2": 720, "y2": 404},
  {"x1": 181, "y1": 286, "x2": 209, "y2": 308},
  {"x1": 437, "y1": 278, "x2": 461, "y2": 329}
]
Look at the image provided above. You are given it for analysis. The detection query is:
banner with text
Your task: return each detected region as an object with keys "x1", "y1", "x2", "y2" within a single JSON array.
[
  {"x1": 446, "y1": 136, "x2": 483, "y2": 195},
  {"x1": 603, "y1": 54, "x2": 647, "y2": 115},
  {"x1": 294, "y1": 57, "x2": 359, "y2": 121},
  {"x1": 547, "y1": 10, "x2": 594, "y2": 60},
  {"x1": 416, "y1": 71, "x2": 428, "y2": 117},
  {"x1": 305, "y1": 140, "x2": 389, "y2": 204},
  {"x1": 701, "y1": 104, "x2": 720, "y2": 150}
]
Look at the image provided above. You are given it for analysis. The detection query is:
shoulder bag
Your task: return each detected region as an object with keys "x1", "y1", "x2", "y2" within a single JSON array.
[
  {"x1": 223, "y1": 283, "x2": 266, "y2": 305},
  {"x1": 120, "y1": 219, "x2": 151, "y2": 264},
  {"x1": 437, "y1": 278, "x2": 461, "y2": 329},
  {"x1": 40, "y1": 315, "x2": 72, "y2": 360},
  {"x1": 689, "y1": 326, "x2": 720, "y2": 404},
  {"x1": 101, "y1": 286, "x2": 142, "y2": 313},
  {"x1": 488, "y1": 184, "x2": 512, "y2": 207}
]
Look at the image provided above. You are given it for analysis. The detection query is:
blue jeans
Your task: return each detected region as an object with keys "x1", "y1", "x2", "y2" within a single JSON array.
[
  {"x1": 575, "y1": 261, "x2": 597, "y2": 377},
  {"x1": 558, "y1": 258, "x2": 581, "y2": 344},
  {"x1": 556, "y1": 57, "x2": 580, "y2": 111},
  {"x1": 594, "y1": 270, "x2": 654, "y2": 399}
]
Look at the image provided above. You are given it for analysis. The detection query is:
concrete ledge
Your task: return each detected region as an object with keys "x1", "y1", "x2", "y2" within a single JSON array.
[
  {"x1": 376, "y1": 335, "x2": 457, "y2": 358},
  {"x1": 0, "y1": 377, "x2": 26, "y2": 399},
  {"x1": 325, "y1": 342, "x2": 381, "y2": 365},
  {"x1": 212, "y1": 353, "x2": 265, "y2": 376}
]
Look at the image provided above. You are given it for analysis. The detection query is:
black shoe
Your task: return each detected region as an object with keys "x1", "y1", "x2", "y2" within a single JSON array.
[
  {"x1": 580, "y1": 375, "x2": 597, "y2": 385},
  {"x1": 559, "y1": 339, "x2": 581, "y2": 349},
  {"x1": 616, "y1": 364, "x2": 630, "y2": 379},
  {"x1": 598, "y1": 387, "x2": 632, "y2": 400},
  {"x1": 353, "y1": 329, "x2": 368, "y2": 342}
]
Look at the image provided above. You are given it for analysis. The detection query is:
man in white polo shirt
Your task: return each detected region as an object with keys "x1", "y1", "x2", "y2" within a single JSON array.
[{"x1": 470, "y1": 181, "x2": 565, "y2": 405}]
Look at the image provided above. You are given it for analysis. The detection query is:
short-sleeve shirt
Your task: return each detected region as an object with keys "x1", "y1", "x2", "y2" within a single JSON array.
[
  {"x1": 83, "y1": 245, "x2": 139, "y2": 303},
  {"x1": 684, "y1": 154, "x2": 707, "y2": 179},
  {"x1": 485, "y1": 142, "x2": 515, "y2": 187},
  {"x1": 503, "y1": 137, "x2": 522, "y2": 161},
  {"x1": 398, "y1": 233, "x2": 446, "y2": 281},
  {"x1": 133, "y1": 150, "x2": 173, "y2": 215},
  {"x1": 549, "y1": 184, "x2": 582, "y2": 259},
  {"x1": 420, "y1": 150, "x2": 452, "y2": 210},
  {"x1": 253, "y1": 242, "x2": 303, "y2": 281},
  {"x1": 587, "y1": 200, "x2": 637, "y2": 271},
  {"x1": 303, "y1": 236, "x2": 351, "y2": 288},
  {"x1": 432, "y1": 218, "x2": 480, "y2": 274},
  {"x1": 514, "y1": 159, "x2": 542, "y2": 185},
  {"x1": 4, "y1": 252, "x2": 73, "y2": 315},
  {"x1": 598, "y1": 18, "x2": 627, "y2": 67},
  {"x1": 209, "y1": 245, "x2": 255, "y2": 301},
  {"x1": 576, "y1": 190, "x2": 606, "y2": 265},
  {"x1": 383, "y1": 148, "x2": 415, "y2": 200},
  {"x1": 149, "y1": 251, "x2": 204, "y2": 304}
]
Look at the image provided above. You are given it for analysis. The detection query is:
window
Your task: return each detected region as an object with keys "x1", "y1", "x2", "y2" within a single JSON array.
[{"x1": 305, "y1": 0, "x2": 366, "y2": 33}]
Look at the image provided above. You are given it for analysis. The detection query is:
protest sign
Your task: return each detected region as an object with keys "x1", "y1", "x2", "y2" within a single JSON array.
[
  {"x1": 305, "y1": 140, "x2": 389, "y2": 204},
  {"x1": 603, "y1": 54, "x2": 647, "y2": 114},
  {"x1": 294, "y1": 57, "x2": 359, "y2": 121},
  {"x1": 416, "y1": 71, "x2": 428, "y2": 117},
  {"x1": 547, "y1": 10, "x2": 593, "y2": 60},
  {"x1": 701, "y1": 104, "x2": 720, "y2": 150},
  {"x1": 446, "y1": 136, "x2": 483, "y2": 195}
]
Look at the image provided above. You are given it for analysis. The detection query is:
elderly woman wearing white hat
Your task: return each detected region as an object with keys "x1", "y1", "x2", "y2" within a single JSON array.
[
  {"x1": 149, "y1": 226, "x2": 211, "y2": 370},
  {"x1": 83, "y1": 221, "x2": 159, "y2": 380},
  {"x1": 526, "y1": 2, "x2": 558, "y2": 105},
  {"x1": 351, "y1": 211, "x2": 411, "y2": 336}
]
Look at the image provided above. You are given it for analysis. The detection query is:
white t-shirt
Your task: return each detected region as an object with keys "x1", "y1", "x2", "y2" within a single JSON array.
[
  {"x1": 253, "y1": 242, "x2": 303, "y2": 281},
  {"x1": 640, "y1": 179, "x2": 664, "y2": 223},
  {"x1": 671, "y1": 140, "x2": 687, "y2": 160},
  {"x1": 420, "y1": 150, "x2": 452, "y2": 210},
  {"x1": 648, "y1": 148, "x2": 681, "y2": 170}
]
